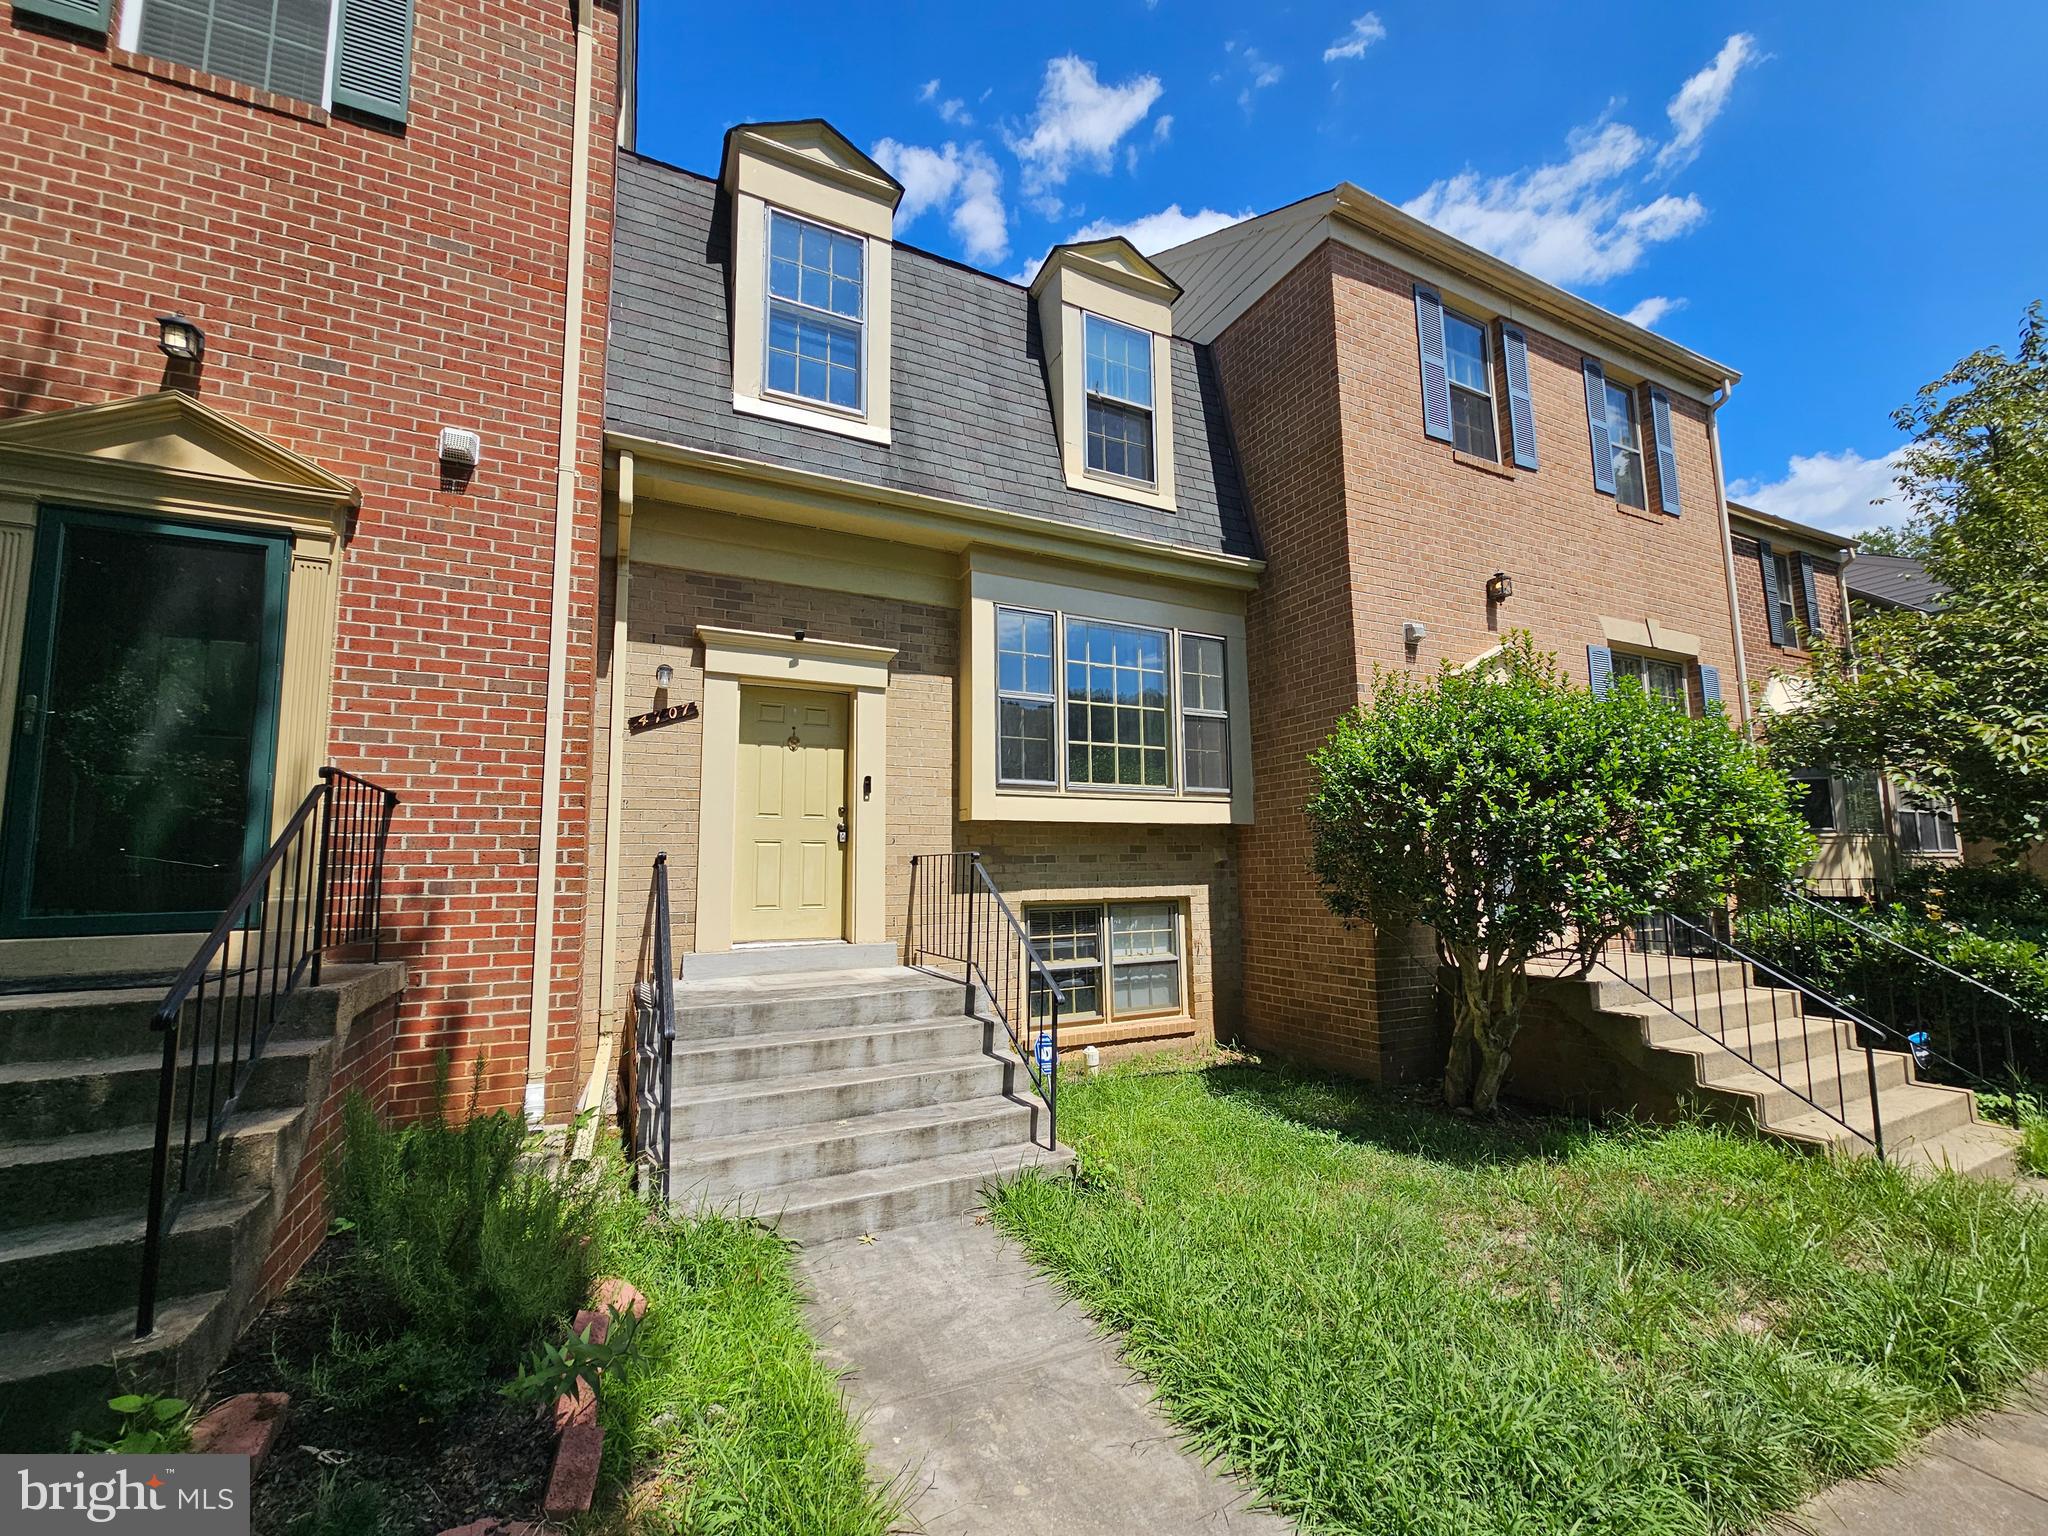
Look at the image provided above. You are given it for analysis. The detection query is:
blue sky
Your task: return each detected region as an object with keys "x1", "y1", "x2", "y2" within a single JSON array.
[{"x1": 636, "y1": 1, "x2": 2048, "y2": 538}]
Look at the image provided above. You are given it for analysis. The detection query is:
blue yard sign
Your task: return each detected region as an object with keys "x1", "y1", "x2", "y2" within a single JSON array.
[{"x1": 1035, "y1": 1030, "x2": 1055, "y2": 1076}]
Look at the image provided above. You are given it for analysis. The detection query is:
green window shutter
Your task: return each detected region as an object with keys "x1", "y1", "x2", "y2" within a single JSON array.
[
  {"x1": 13, "y1": 0, "x2": 112, "y2": 33},
  {"x1": 331, "y1": 0, "x2": 414, "y2": 124},
  {"x1": 1796, "y1": 553, "x2": 1822, "y2": 641},
  {"x1": 1757, "y1": 539, "x2": 1789, "y2": 647}
]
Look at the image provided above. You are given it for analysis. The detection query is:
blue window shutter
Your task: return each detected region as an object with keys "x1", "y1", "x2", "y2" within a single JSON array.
[
  {"x1": 1797, "y1": 553, "x2": 1822, "y2": 641},
  {"x1": 1698, "y1": 664, "x2": 1722, "y2": 710},
  {"x1": 1758, "y1": 539, "x2": 1790, "y2": 646},
  {"x1": 1501, "y1": 325, "x2": 1538, "y2": 470},
  {"x1": 1582, "y1": 359, "x2": 1615, "y2": 495},
  {"x1": 13, "y1": 0, "x2": 111, "y2": 30},
  {"x1": 1587, "y1": 645, "x2": 1614, "y2": 697},
  {"x1": 1414, "y1": 285, "x2": 1453, "y2": 442},
  {"x1": 332, "y1": 0, "x2": 414, "y2": 123},
  {"x1": 1650, "y1": 387, "x2": 1681, "y2": 514}
]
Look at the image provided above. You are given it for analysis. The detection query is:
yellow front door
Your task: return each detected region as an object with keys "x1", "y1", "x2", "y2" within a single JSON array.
[{"x1": 734, "y1": 686, "x2": 849, "y2": 942}]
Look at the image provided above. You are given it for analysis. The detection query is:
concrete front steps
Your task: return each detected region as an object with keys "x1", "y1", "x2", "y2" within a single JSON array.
[
  {"x1": 1528, "y1": 959, "x2": 2020, "y2": 1178},
  {"x1": 0, "y1": 962, "x2": 404, "y2": 1449},
  {"x1": 665, "y1": 964, "x2": 1068, "y2": 1242}
]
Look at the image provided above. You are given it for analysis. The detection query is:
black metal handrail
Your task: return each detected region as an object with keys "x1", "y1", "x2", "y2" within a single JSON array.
[
  {"x1": 136, "y1": 766, "x2": 398, "y2": 1337},
  {"x1": 635, "y1": 852, "x2": 676, "y2": 1203},
  {"x1": 909, "y1": 851, "x2": 1062, "y2": 1147},
  {"x1": 1737, "y1": 885, "x2": 2044, "y2": 1087},
  {"x1": 1576, "y1": 909, "x2": 1890, "y2": 1159}
]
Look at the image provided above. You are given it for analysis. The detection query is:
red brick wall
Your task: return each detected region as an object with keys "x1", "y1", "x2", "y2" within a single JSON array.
[
  {"x1": 253, "y1": 994, "x2": 400, "y2": 1307},
  {"x1": 1214, "y1": 239, "x2": 1743, "y2": 1081},
  {"x1": 0, "y1": 1, "x2": 619, "y2": 1118},
  {"x1": 1729, "y1": 529, "x2": 1850, "y2": 712}
]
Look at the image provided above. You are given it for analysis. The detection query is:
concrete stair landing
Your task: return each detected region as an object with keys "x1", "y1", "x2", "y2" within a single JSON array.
[{"x1": 665, "y1": 967, "x2": 1068, "y2": 1242}]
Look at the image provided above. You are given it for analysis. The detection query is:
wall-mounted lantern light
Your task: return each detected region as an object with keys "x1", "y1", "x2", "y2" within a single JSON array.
[
  {"x1": 156, "y1": 313, "x2": 205, "y2": 363},
  {"x1": 1486, "y1": 571, "x2": 1514, "y2": 605},
  {"x1": 654, "y1": 663, "x2": 674, "y2": 689}
]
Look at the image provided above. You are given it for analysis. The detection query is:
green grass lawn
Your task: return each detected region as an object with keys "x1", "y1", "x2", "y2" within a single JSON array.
[
  {"x1": 990, "y1": 1060, "x2": 2048, "y2": 1536},
  {"x1": 584, "y1": 1199, "x2": 899, "y2": 1536}
]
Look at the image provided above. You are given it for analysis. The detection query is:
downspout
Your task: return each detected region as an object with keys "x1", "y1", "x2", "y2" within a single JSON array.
[
  {"x1": 1706, "y1": 377, "x2": 1755, "y2": 737},
  {"x1": 525, "y1": 0, "x2": 598, "y2": 1125},
  {"x1": 595, "y1": 451, "x2": 635, "y2": 1045}
]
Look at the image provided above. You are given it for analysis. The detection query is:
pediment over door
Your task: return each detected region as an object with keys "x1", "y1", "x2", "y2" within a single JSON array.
[{"x1": 0, "y1": 393, "x2": 358, "y2": 534}]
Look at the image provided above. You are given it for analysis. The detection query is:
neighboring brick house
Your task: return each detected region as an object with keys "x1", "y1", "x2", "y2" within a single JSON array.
[
  {"x1": 1152, "y1": 186, "x2": 1750, "y2": 1084},
  {"x1": 0, "y1": 0, "x2": 622, "y2": 1121},
  {"x1": 581, "y1": 126, "x2": 1259, "y2": 1068}
]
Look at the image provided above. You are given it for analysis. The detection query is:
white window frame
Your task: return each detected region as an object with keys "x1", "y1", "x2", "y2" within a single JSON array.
[
  {"x1": 1771, "y1": 551, "x2": 1802, "y2": 642},
  {"x1": 1064, "y1": 614, "x2": 1175, "y2": 794},
  {"x1": 993, "y1": 605, "x2": 1239, "y2": 799},
  {"x1": 1081, "y1": 312, "x2": 1158, "y2": 488},
  {"x1": 1605, "y1": 381, "x2": 1648, "y2": 511},
  {"x1": 995, "y1": 604, "x2": 1058, "y2": 789},
  {"x1": 121, "y1": 0, "x2": 343, "y2": 108},
  {"x1": 1610, "y1": 650, "x2": 1691, "y2": 714},
  {"x1": 761, "y1": 206, "x2": 869, "y2": 421},
  {"x1": 1896, "y1": 793, "x2": 1960, "y2": 856},
  {"x1": 1178, "y1": 631, "x2": 1231, "y2": 796},
  {"x1": 1028, "y1": 899, "x2": 1184, "y2": 1025},
  {"x1": 1442, "y1": 307, "x2": 1498, "y2": 461}
]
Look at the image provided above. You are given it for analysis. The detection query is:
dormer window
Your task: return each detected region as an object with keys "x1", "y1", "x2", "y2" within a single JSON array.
[
  {"x1": 766, "y1": 210, "x2": 865, "y2": 413},
  {"x1": 1084, "y1": 315, "x2": 1155, "y2": 484},
  {"x1": 721, "y1": 120, "x2": 902, "y2": 446}
]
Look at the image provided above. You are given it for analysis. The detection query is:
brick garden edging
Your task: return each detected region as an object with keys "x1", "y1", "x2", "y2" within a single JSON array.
[
  {"x1": 190, "y1": 1391, "x2": 290, "y2": 1475},
  {"x1": 539, "y1": 1276, "x2": 650, "y2": 1521}
]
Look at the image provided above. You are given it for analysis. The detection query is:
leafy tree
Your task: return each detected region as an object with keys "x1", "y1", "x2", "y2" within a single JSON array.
[
  {"x1": 1306, "y1": 636, "x2": 1810, "y2": 1113},
  {"x1": 1857, "y1": 520, "x2": 1932, "y2": 559},
  {"x1": 1771, "y1": 303, "x2": 2048, "y2": 856}
]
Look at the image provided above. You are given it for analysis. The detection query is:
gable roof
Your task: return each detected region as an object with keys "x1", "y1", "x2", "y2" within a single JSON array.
[
  {"x1": 1030, "y1": 236, "x2": 1182, "y2": 304},
  {"x1": 718, "y1": 119, "x2": 904, "y2": 207},
  {"x1": 1154, "y1": 183, "x2": 1739, "y2": 395},
  {"x1": 1846, "y1": 553, "x2": 1948, "y2": 612},
  {"x1": 605, "y1": 153, "x2": 1257, "y2": 563}
]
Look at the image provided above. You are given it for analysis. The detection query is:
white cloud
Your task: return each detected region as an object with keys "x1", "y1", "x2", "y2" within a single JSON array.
[
  {"x1": 917, "y1": 76, "x2": 973, "y2": 127},
  {"x1": 1008, "y1": 55, "x2": 1164, "y2": 192},
  {"x1": 1657, "y1": 33, "x2": 1762, "y2": 172},
  {"x1": 1152, "y1": 114, "x2": 1174, "y2": 144},
  {"x1": 1400, "y1": 37, "x2": 1760, "y2": 287},
  {"x1": 871, "y1": 138, "x2": 1010, "y2": 264},
  {"x1": 1069, "y1": 203, "x2": 1251, "y2": 253},
  {"x1": 1620, "y1": 295, "x2": 1685, "y2": 330},
  {"x1": 1729, "y1": 448, "x2": 1909, "y2": 535},
  {"x1": 1323, "y1": 12, "x2": 1387, "y2": 63},
  {"x1": 1403, "y1": 121, "x2": 1707, "y2": 286}
]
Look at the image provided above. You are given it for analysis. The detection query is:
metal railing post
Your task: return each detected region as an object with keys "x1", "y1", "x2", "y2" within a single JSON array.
[{"x1": 309, "y1": 769, "x2": 336, "y2": 987}]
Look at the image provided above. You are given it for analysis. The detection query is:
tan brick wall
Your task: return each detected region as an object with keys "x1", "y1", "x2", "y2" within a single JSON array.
[
  {"x1": 582, "y1": 553, "x2": 1238, "y2": 1063},
  {"x1": 1215, "y1": 239, "x2": 1743, "y2": 1082}
]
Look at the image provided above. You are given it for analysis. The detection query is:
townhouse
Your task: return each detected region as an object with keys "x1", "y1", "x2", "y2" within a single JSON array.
[
  {"x1": 0, "y1": 0, "x2": 622, "y2": 1120},
  {"x1": 586, "y1": 124, "x2": 1260, "y2": 1080},
  {"x1": 1150, "y1": 186, "x2": 1748, "y2": 1083}
]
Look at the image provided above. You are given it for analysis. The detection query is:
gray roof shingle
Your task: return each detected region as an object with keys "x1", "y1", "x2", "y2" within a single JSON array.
[
  {"x1": 1846, "y1": 554, "x2": 1947, "y2": 612},
  {"x1": 605, "y1": 154, "x2": 1258, "y2": 562}
]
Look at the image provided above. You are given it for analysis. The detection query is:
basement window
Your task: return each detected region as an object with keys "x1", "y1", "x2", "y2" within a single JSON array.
[{"x1": 1027, "y1": 900, "x2": 1184, "y2": 1025}]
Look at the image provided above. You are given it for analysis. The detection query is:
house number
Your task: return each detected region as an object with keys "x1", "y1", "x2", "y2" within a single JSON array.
[{"x1": 626, "y1": 700, "x2": 699, "y2": 735}]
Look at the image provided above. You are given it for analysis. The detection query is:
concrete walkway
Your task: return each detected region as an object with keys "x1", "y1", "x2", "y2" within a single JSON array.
[
  {"x1": 801, "y1": 1213, "x2": 1294, "y2": 1535},
  {"x1": 1773, "y1": 1374, "x2": 2048, "y2": 1534}
]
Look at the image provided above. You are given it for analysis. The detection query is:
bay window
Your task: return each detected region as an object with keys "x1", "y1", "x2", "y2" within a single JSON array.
[{"x1": 994, "y1": 605, "x2": 1232, "y2": 795}]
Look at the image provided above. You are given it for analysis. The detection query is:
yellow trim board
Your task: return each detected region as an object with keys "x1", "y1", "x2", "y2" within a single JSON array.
[{"x1": 613, "y1": 432, "x2": 1263, "y2": 592}]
